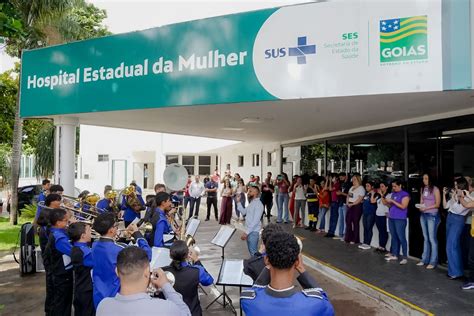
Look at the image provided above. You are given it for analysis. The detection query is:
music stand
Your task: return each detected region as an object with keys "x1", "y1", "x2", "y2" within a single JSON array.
[
  {"x1": 210, "y1": 225, "x2": 236, "y2": 259},
  {"x1": 206, "y1": 226, "x2": 237, "y2": 314},
  {"x1": 185, "y1": 218, "x2": 200, "y2": 237},
  {"x1": 206, "y1": 259, "x2": 253, "y2": 315}
]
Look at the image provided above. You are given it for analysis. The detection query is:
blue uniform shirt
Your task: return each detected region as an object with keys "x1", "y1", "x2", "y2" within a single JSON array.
[
  {"x1": 181, "y1": 261, "x2": 214, "y2": 286},
  {"x1": 153, "y1": 208, "x2": 172, "y2": 247},
  {"x1": 35, "y1": 191, "x2": 47, "y2": 220},
  {"x1": 73, "y1": 242, "x2": 94, "y2": 267},
  {"x1": 121, "y1": 195, "x2": 145, "y2": 222},
  {"x1": 92, "y1": 235, "x2": 151, "y2": 308},
  {"x1": 96, "y1": 198, "x2": 112, "y2": 213},
  {"x1": 241, "y1": 285, "x2": 334, "y2": 316},
  {"x1": 49, "y1": 227, "x2": 73, "y2": 271}
]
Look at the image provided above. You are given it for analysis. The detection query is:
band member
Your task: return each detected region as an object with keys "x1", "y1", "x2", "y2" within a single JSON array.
[
  {"x1": 96, "y1": 247, "x2": 190, "y2": 316},
  {"x1": 96, "y1": 189, "x2": 117, "y2": 213},
  {"x1": 154, "y1": 183, "x2": 166, "y2": 194},
  {"x1": 243, "y1": 223, "x2": 283, "y2": 281},
  {"x1": 50, "y1": 184, "x2": 64, "y2": 195},
  {"x1": 36, "y1": 193, "x2": 62, "y2": 316},
  {"x1": 43, "y1": 208, "x2": 74, "y2": 316},
  {"x1": 91, "y1": 212, "x2": 151, "y2": 308},
  {"x1": 35, "y1": 179, "x2": 51, "y2": 220},
  {"x1": 68, "y1": 222, "x2": 94, "y2": 316},
  {"x1": 148, "y1": 192, "x2": 179, "y2": 247},
  {"x1": 121, "y1": 183, "x2": 145, "y2": 227},
  {"x1": 241, "y1": 232, "x2": 334, "y2": 316},
  {"x1": 163, "y1": 241, "x2": 214, "y2": 316}
]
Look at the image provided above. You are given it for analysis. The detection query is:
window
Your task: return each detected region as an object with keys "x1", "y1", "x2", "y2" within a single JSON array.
[
  {"x1": 199, "y1": 166, "x2": 211, "y2": 175},
  {"x1": 98, "y1": 154, "x2": 109, "y2": 162},
  {"x1": 198, "y1": 156, "x2": 211, "y2": 175},
  {"x1": 199, "y1": 156, "x2": 211, "y2": 165},
  {"x1": 252, "y1": 154, "x2": 260, "y2": 167},
  {"x1": 166, "y1": 155, "x2": 179, "y2": 165},
  {"x1": 267, "y1": 151, "x2": 277, "y2": 167},
  {"x1": 183, "y1": 156, "x2": 195, "y2": 175},
  {"x1": 238, "y1": 156, "x2": 244, "y2": 167}
]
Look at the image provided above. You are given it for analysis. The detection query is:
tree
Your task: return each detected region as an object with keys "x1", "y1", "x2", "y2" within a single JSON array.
[
  {"x1": 3, "y1": 0, "x2": 110, "y2": 224},
  {"x1": 34, "y1": 121, "x2": 55, "y2": 179}
]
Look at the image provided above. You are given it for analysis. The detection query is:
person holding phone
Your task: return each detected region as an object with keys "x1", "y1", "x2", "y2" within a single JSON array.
[{"x1": 443, "y1": 177, "x2": 470, "y2": 279}]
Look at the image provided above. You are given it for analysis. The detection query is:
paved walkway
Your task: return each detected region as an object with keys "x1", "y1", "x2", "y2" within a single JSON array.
[
  {"x1": 281, "y1": 224, "x2": 473, "y2": 316},
  {"x1": 0, "y1": 213, "x2": 396, "y2": 316}
]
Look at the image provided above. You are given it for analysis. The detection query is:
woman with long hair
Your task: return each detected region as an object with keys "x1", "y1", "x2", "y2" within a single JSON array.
[
  {"x1": 344, "y1": 175, "x2": 365, "y2": 244},
  {"x1": 219, "y1": 179, "x2": 233, "y2": 225},
  {"x1": 234, "y1": 178, "x2": 247, "y2": 221},
  {"x1": 417, "y1": 173, "x2": 441, "y2": 269},
  {"x1": 443, "y1": 177, "x2": 470, "y2": 279},
  {"x1": 372, "y1": 182, "x2": 390, "y2": 253},
  {"x1": 385, "y1": 179, "x2": 411, "y2": 264},
  {"x1": 163, "y1": 241, "x2": 214, "y2": 316},
  {"x1": 276, "y1": 173, "x2": 290, "y2": 223},
  {"x1": 289, "y1": 175, "x2": 299, "y2": 225},
  {"x1": 317, "y1": 176, "x2": 330, "y2": 233}
]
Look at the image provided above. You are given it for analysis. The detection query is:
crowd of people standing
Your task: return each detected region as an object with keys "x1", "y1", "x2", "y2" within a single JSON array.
[{"x1": 183, "y1": 169, "x2": 474, "y2": 291}]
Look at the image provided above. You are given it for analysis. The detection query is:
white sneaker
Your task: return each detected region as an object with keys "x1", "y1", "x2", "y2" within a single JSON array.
[
  {"x1": 385, "y1": 255, "x2": 398, "y2": 261},
  {"x1": 358, "y1": 244, "x2": 371, "y2": 250},
  {"x1": 400, "y1": 259, "x2": 408, "y2": 265},
  {"x1": 332, "y1": 236, "x2": 341, "y2": 240},
  {"x1": 416, "y1": 262, "x2": 424, "y2": 266}
]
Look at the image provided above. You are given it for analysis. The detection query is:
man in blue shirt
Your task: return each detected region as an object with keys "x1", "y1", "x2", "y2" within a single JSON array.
[
  {"x1": 205, "y1": 178, "x2": 219, "y2": 221},
  {"x1": 96, "y1": 189, "x2": 117, "y2": 214},
  {"x1": 241, "y1": 232, "x2": 334, "y2": 316},
  {"x1": 92, "y1": 212, "x2": 151, "y2": 308},
  {"x1": 121, "y1": 183, "x2": 145, "y2": 227},
  {"x1": 148, "y1": 192, "x2": 180, "y2": 247},
  {"x1": 236, "y1": 186, "x2": 264, "y2": 256},
  {"x1": 35, "y1": 179, "x2": 51, "y2": 220}
]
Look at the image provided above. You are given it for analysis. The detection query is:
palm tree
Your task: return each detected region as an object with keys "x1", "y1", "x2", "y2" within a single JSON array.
[{"x1": 7, "y1": 0, "x2": 82, "y2": 224}]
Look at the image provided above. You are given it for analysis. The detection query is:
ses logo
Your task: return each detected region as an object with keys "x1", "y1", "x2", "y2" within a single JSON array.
[
  {"x1": 380, "y1": 15, "x2": 428, "y2": 63},
  {"x1": 264, "y1": 36, "x2": 316, "y2": 64}
]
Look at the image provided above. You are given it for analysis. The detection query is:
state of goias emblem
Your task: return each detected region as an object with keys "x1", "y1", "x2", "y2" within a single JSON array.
[{"x1": 380, "y1": 15, "x2": 428, "y2": 63}]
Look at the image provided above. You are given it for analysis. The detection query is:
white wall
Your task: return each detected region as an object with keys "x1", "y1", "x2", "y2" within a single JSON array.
[
  {"x1": 218, "y1": 142, "x2": 282, "y2": 182},
  {"x1": 76, "y1": 125, "x2": 237, "y2": 195}
]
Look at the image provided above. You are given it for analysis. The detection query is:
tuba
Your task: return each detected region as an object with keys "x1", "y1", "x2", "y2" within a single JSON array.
[{"x1": 122, "y1": 185, "x2": 143, "y2": 213}]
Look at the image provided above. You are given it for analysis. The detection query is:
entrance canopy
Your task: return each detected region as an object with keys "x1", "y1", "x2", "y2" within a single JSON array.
[{"x1": 19, "y1": 0, "x2": 472, "y2": 143}]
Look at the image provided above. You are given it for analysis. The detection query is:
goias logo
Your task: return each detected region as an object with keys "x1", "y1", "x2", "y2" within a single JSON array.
[{"x1": 380, "y1": 15, "x2": 428, "y2": 63}]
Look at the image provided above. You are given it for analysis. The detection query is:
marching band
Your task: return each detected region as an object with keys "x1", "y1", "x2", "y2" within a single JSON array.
[{"x1": 35, "y1": 165, "x2": 334, "y2": 316}]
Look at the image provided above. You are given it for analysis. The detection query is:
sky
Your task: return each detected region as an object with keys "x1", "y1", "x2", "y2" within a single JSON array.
[{"x1": 0, "y1": 0, "x2": 313, "y2": 72}]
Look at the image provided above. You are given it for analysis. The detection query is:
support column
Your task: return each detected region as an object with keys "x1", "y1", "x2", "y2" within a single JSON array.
[
  {"x1": 317, "y1": 158, "x2": 322, "y2": 175},
  {"x1": 359, "y1": 160, "x2": 363, "y2": 174},
  {"x1": 355, "y1": 159, "x2": 360, "y2": 173},
  {"x1": 330, "y1": 159, "x2": 335, "y2": 173},
  {"x1": 54, "y1": 117, "x2": 78, "y2": 196}
]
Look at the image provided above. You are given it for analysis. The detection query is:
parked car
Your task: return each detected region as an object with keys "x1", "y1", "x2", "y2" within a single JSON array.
[
  {"x1": 7, "y1": 184, "x2": 42, "y2": 215},
  {"x1": 7, "y1": 185, "x2": 82, "y2": 215}
]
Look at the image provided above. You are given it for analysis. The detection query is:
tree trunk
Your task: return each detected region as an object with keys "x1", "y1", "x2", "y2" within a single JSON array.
[{"x1": 10, "y1": 64, "x2": 22, "y2": 225}]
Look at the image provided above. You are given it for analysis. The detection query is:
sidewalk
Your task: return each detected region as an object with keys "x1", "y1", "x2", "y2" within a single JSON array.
[{"x1": 280, "y1": 224, "x2": 473, "y2": 316}]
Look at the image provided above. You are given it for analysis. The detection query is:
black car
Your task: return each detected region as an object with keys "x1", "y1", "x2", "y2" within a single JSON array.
[{"x1": 7, "y1": 184, "x2": 42, "y2": 214}]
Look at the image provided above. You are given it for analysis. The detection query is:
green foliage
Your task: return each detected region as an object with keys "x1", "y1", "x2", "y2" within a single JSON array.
[
  {"x1": 20, "y1": 203, "x2": 36, "y2": 219},
  {"x1": 34, "y1": 121, "x2": 55, "y2": 179},
  {"x1": 69, "y1": 3, "x2": 111, "y2": 40},
  {"x1": 0, "y1": 68, "x2": 17, "y2": 145},
  {"x1": 0, "y1": 216, "x2": 30, "y2": 251},
  {"x1": 0, "y1": 1, "x2": 25, "y2": 39},
  {"x1": 301, "y1": 143, "x2": 352, "y2": 174},
  {"x1": 0, "y1": 144, "x2": 11, "y2": 187}
]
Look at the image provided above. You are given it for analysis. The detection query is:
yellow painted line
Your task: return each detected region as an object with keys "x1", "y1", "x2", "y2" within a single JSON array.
[{"x1": 299, "y1": 248, "x2": 435, "y2": 316}]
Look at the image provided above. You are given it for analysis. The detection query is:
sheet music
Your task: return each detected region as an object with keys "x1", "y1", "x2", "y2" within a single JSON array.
[
  {"x1": 219, "y1": 259, "x2": 244, "y2": 284},
  {"x1": 150, "y1": 247, "x2": 172, "y2": 269},
  {"x1": 211, "y1": 226, "x2": 236, "y2": 248},
  {"x1": 186, "y1": 218, "x2": 200, "y2": 237}
]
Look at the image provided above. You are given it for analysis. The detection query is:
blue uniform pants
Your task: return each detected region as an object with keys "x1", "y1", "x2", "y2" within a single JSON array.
[{"x1": 362, "y1": 211, "x2": 376, "y2": 245}]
